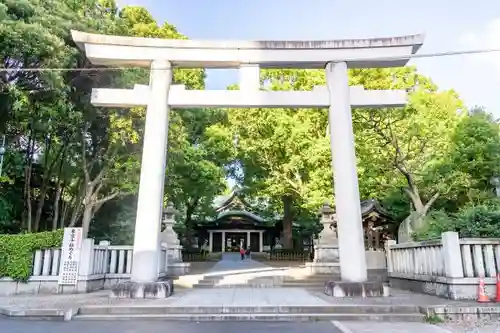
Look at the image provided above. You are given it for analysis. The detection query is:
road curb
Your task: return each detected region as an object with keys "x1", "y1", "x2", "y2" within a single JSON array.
[
  {"x1": 0, "y1": 306, "x2": 77, "y2": 321},
  {"x1": 1, "y1": 304, "x2": 498, "y2": 323}
]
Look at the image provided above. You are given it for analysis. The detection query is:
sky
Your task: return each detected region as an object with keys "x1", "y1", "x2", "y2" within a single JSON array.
[{"x1": 116, "y1": 0, "x2": 500, "y2": 115}]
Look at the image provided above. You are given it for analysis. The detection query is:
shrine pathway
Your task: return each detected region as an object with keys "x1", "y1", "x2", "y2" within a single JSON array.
[{"x1": 206, "y1": 252, "x2": 269, "y2": 273}]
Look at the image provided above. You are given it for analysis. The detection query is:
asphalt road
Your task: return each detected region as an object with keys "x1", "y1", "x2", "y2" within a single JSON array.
[{"x1": 0, "y1": 319, "x2": 343, "y2": 333}]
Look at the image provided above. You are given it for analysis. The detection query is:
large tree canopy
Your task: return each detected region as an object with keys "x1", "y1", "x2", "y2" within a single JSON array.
[{"x1": 1, "y1": 0, "x2": 499, "y2": 246}]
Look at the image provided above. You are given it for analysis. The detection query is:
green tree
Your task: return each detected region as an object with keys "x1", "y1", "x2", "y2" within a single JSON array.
[
  {"x1": 448, "y1": 109, "x2": 500, "y2": 197},
  {"x1": 0, "y1": 1, "x2": 221, "y2": 239},
  {"x1": 164, "y1": 108, "x2": 236, "y2": 245},
  {"x1": 352, "y1": 67, "x2": 464, "y2": 232},
  {"x1": 228, "y1": 69, "x2": 331, "y2": 248}
]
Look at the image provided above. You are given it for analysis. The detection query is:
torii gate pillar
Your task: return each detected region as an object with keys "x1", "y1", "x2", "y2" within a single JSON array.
[
  {"x1": 326, "y1": 62, "x2": 367, "y2": 282},
  {"x1": 130, "y1": 60, "x2": 172, "y2": 284}
]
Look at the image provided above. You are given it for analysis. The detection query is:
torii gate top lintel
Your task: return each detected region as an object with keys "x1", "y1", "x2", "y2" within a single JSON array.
[{"x1": 71, "y1": 30, "x2": 425, "y2": 69}]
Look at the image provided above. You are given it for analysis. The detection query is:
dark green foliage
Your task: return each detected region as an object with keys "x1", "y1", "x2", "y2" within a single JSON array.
[
  {"x1": 414, "y1": 200, "x2": 500, "y2": 241},
  {"x1": 0, "y1": 229, "x2": 63, "y2": 281}
]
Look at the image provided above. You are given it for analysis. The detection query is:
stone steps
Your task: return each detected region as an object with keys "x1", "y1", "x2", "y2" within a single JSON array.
[
  {"x1": 192, "y1": 284, "x2": 327, "y2": 289},
  {"x1": 73, "y1": 313, "x2": 425, "y2": 322},
  {"x1": 74, "y1": 305, "x2": 425, "y2": 322},
  {"x1": 78, "y1": 304, "x2": 421, "y2": 315},
  {"x1": 188, "y1": 270, "x2": 388, "y2": 289},
  {"x1": 192, "y1": 275, "x2": 224, "y2": 288}
]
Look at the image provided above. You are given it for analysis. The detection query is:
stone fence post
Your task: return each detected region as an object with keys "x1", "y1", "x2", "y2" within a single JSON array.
[
  {"x1": 384, "y1": 239, "x2": 396, "y2": 274},
  {"x1": 98, "y1": 240, "x2": 110, "y2": 275},
  {"x1": 441, "y1": 231, "x2": 464, "y2": 278}
]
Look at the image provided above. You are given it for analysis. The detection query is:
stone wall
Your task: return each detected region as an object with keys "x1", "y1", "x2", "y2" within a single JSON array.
[{"x1": 387, "y1": 232, "x2": 500, "y2": 300}]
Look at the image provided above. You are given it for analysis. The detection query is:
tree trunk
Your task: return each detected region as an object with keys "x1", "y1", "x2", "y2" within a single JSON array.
[
  {"x1": 81, "y1": 197, "x2": 94, "y2": 238},
  {"x1": 33, "y1": 184, "x2": 49, "y2": 232},
  {"x1": 24, "y1": 162, "x2": 33, "y2": 232},
  {"x1": 282, "y1": 195, "x2": 294, "y2": 249},
  {"x1": 22, "y1": 124, "x2": 36, "y2": 232},
  {"x1": 184, "y1": 197, "x2": 200, "y2": 248},
  {"x1": 52, "y1": 182, "x2": 62, "y2": 230},
  {"x1": 23, "y1": 133, "x2": 35, "y2": 232},
  {"x1": 404, "y1": 187, "x2": 439, "y2": 231},
  {"x1": 69, "y1": 180, "x2": 86, "y2": 227},
  {"x1": 60, "y1": 189, "x2": 69, "y2": 229},
  {"x1": 34, "y1": 144, "x2": 65, "y2": 231}
]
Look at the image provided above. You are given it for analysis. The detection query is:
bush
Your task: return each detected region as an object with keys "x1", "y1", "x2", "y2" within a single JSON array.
[
  {"x1": 0, "y1": 230, "x2": 64, "y2": 281},
  {"x1": 414, "y1": 201, "x2": 500, "y2": 241}
]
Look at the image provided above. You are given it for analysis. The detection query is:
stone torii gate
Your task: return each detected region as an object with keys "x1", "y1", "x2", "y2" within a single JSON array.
[{"x1": 72, "y1": 30, "x2": 424, "y2": 298}]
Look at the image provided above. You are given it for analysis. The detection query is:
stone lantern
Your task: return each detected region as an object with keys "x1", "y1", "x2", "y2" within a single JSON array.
[
  {"x1": 161, "y1": 202, "x2": 180, "y2": 247},
  {"x1": 160, "y1": 202, "x2": 190, "y2": 276},
  {"x1": 306, "y1": 202, "x2": 340, "y2": 274},
  {"x1": 317, "y1": 202, "x2": 338, "y2": 244}
]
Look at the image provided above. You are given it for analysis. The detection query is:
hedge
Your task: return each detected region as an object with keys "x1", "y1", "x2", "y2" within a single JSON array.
[
  {"x1": 415, "y1": 202, "x2": 500, "y2": 241},
  {"x1": 0, "y1": 229, "x2": 64, "y2": 281}
]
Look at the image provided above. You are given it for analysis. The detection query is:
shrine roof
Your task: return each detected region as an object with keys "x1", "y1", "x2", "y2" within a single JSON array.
[
  {"x1": 360, "y1": 199, "x2": 392, "y2": 218},
  {"x1": 212, "y1": 210, "x2": 266, "y2": 223}
]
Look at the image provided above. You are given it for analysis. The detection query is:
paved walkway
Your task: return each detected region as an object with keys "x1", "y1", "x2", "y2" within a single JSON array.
[
  {"x1": 154, "y1": 287, "x2": 331, "y2": 306},
  {"x1": 1, "y1": 318, "x2": 494, "y2": 333},
  {"x1": 207, "y1": 253, "x2": 269, "y2": 273},
  {"x1": 0, "y1": 320, "x2": 343, "y2": 333},
  {"x1": 0, "y1": 285, "x2": 482, "y2": 309}
]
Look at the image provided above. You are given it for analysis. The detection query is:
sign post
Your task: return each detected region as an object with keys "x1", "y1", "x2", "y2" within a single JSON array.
[{"x1": 58, "y1": 227, "x2": 83, "y2": 286}]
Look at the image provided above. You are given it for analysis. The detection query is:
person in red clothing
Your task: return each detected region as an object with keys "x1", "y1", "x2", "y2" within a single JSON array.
[{"x1": 239, "y1": 246, "x2": 245, "y2": 260}]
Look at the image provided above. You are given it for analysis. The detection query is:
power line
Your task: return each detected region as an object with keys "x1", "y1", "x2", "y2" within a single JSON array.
[{"x1": 1, "y1": 47, "x2": 500, "y2": 73}]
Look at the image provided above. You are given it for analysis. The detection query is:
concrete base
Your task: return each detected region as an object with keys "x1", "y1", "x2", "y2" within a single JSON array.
[
  {"x1": 324, "y1": 280, "x2": 390, "y2": 297},
  {"x1": 305, "y1": 261, "x2": 340, "y2": 275},
  {"x1": 167, "y1": 262, "x2": 190, "y2": 277},
  {"x1": 389, "y1": 275, "x2": 498, "y2": 300},
  {"x1": 313, "y1": 245, "x2": 339, "y2": 263},
  {"x1": 110, "y1": 280, "x2": 174, "y2": 299},
  {"x1": 0, "y1": 276, "x2": 106, "y2": 296}
]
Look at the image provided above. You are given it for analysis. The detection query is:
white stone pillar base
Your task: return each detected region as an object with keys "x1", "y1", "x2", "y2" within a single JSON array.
[{"x1": 110, "y1": 280, "x2": 174, "y2": 299}]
